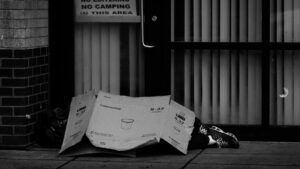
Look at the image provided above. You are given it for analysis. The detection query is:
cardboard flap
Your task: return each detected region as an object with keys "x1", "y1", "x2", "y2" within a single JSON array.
[
  {"x1": 162, "y1": 100, "x2": 195, "y2": 154},
  {"x1": 59, "y1": 91, "x2": 96, "y2": 154},
  {"x1": 59, "y1": 136, "x2": 136, "y2": 157},
  {"x1": 86, "y1": 91, "x2": 171, "y2": 151}
]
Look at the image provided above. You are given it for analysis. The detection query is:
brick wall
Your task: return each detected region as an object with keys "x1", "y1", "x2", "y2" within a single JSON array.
[{"x1": 0, "y1": 0, "x2": 48, "y2": 148}]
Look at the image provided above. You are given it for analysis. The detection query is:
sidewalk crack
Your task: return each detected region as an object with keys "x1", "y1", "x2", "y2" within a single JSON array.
[
  {"x1": 180, "y1": 149, "x2": 205, "y2": 169},
  {"x1": 55, "y1": 157, "x2": 77, "y2": 169}
]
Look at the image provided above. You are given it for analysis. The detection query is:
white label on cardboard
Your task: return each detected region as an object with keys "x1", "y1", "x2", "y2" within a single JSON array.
[
  {"x1": 86, "y1": 91, "x2": 170, "y2": 151},
  {"x1": 75, "y1": 0, "x2": 137, "y2": 17},
  {"x1": 162, "y1": 100, "x2": 195, "y2": 154},
  {"x1": 59, "y1": 91, "x2": 96, "y2": 154}
]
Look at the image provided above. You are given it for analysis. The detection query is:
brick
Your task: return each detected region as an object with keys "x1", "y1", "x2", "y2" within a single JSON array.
[
  {"x1": 0, "y1": 126, "x2": 13, "y2": 135},
  {"x1": 2, "y1": 116, "x2": 28, "y2": 125},
  {"x1": 44, "y1": 75, "x2": 48, "y2": 82},
  {"x1": 0, "y1": 49, "x2": 13, "y2": 58},
  {"x1": 7, "y1": 19, "x2": 27, "y2": 29},
  {"x1": 14, "y1": 49, "x2": 33, "y2": 58},
  {"x1": 2, "y1": 135, "x2": 29, "y2": 145},
  {"x1": 0, "y1": 107, "x2": 13, "y2": 115},
  {"x1": 25, "y1": 1, "x2": 38, "y2": 9},
  {"x1": 29, "y1": 95, "x2": 37, "y2": 104},
  {"x1": 33, "y1": 67, "x2": 40, "y2": 75},
  {"x1": 0, "y1": 19, "x2": 10, "y2": 28},
  {"x1": 33, "y1": 37, "x2": 48, "y2": 46},
  {"x1": 0, "y1": 69, "x2": 13, "y2": 77},
  {"x1": 33, "y1": 103, "x2": 45, "y2": 112},
  {"x1": 14, "y1": 106, "x2": 33, "y2": 116},
  {"x1": 33, "y1": 48, "x2": 40, "y2": 56},
  {"x1": 0, "y1": 1, "x2": 26, "y2": 10},
  {"x1": 41, "y1": 47, "x2": 47, "y2": 55},
  {"x1": 29, "y1": 28, "x2": 48, "y2": 38},
  {"x1": 13, "y1": 28, "x2": 27, "y2": 38},
  {"x1": 0, "y1": 88, "x2": 13, "y2": 96},
  {"x1": 14, "y1": 68, "x2": 33, "y2": 77},
  {"x1": 40, "y1": 65, "x2": 48, "y2": 74},
  {"x1": 37, "y1": 57, "x2": 44, "y2": 65},
  {"x1": 27, "y1": 19, "x2": 48, "y2": 28},
  {"x1": 29, "y1": 57, "x2": 36, "y2": 66},
  {"x1": 32, "y1": 85, "x2": 41, "y2": 94},
  {"x1": 44, "y1": 93, "x2": 48, "y2": 100},
  {"x1": 2, "y1": 97, "x2": 29, "y2": 106},
  {"x1": 1, "y1": 58, "x2": 29, "y2": 67},
  {"x1": 37, "y1": 93, "x2": 45, "y2": 101},
  {"x1": 41, "y1": 84, "x2": 48, "y2": 92},
  {"x1": 14, "y1": 87, "x2": 32, "y2": 96},
  {"x1": 38, "y1": 1, "x2": 48, "y2": 9},
  {"x1": 14, "y1": 125, "x2": 33, "y2": 135},
  {"x1": 32, "y1": 10, "x2": 48, "y2": 19},
  {"x1": 2, "y1": 78, "x2": 28, "y2": 87},
  {"x1": 30, "y1": 75, "x2": 47, "y2": 85},
  {"x1": 0, "y1": 38, "x2": 27, "y2": 48}
]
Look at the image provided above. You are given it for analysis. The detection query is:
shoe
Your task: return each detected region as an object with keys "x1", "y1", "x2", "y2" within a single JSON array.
[{"x1": 208, "y1": 126, "x2": 239, "y2": 148}]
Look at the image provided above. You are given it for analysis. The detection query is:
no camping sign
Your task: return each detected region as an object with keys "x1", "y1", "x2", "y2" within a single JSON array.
[{"x1": 75, "y1": 0, "x2": 137, "y2": 16}]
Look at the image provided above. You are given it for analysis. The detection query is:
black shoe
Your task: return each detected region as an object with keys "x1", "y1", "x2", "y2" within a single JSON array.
[{"x1": 207, "y1": 126, "x2": 239, "y2": 148}]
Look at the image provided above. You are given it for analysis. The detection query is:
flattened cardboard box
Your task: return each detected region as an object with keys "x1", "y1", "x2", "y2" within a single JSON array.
[{"x1": 59, "y1": 91, "x2": 195, "y2": 156}]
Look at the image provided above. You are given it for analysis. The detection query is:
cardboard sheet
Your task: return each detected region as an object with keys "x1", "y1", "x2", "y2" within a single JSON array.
[{"x1": 59, "y1": 91, "x2": 195, "y2": 155}]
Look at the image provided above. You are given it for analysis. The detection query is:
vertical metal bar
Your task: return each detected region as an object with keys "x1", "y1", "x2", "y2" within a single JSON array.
[
  {"x1": 83, "y1": 24, "x2": 92, "y2": 93},
  {"x1": 184, "y1": 0, "x2": 191, "y2": 108},
  {"x1": 294, "y1": 51, "x2": 300, "y2": 125},
  {"x1": 91, "y1": 23, "x2": 101, "y2": 92},
  {"x1": 256, "y1": 0, "x2": 262, "y2": 42},
  {"x1": 212, "y1": 50, "x2": 219, "y2": 123},
  {"x1": 129, "y1": 24, "x2": 137, "y2": 96},
  {"x1": 202, "y1": 0, "x2": 212, "y2": 42},
  {"x1": 284, "y1": 0, "x2": 293, "y2": 42},
  {"x1": 248, "y1": 0, "x2": 256, "y2": 42},
  {"x1": 193, "y1": 0, "x2": 201, "y2": 118},
  {"x1": 239, "y1": 0, "x2": 248, "y2": 42},
  {"x1": 270, "y1": 0, "x2": 276, "y2": 42},
  {"x1": 109, "y1": 24, "x2": 120, "y2": 94},
  {"x1": 239, "y1": 0, "x2": 248, "y2": 124},
  {"x1": 269, "y1": 50, "x2": 276, "y2": 125},
  {"x1": 255, "y1": 51, "x2": 262, "y2": 125},
  {"x1": 212, "y1": 0, "x2": 219, "y2": 123},
  {"x1": 202, "y1": 50, "x2": 212, "y2": 123},
  {"x1": 295, "y1": 0, "x2": 300, "y2": 42},
  {"x1": 247, "y1": 0, "x2": 257, "y2": 124},
  {"x1": 138, "y1": 28, "x2": 145, "y2": 96},
  {"x1": 171, "y1": 0, "x2": 175, "y2": 99},
  {"x1": 283, "y1": 0, "x2": 293, "y2": 125},
  {"x1": 212, "y1": 0, "x2": 219, "y2": 42},
  {"x1": 231, "y1": 50, "x2": 238, "y2": 124},
  {"x1": 220, "y1": 0, "x2": 231, "y2": 124},
  {"x1": 74, "y1": 24, "x2": 83, "y2": 95},
  {"x1": 100, "y1": 24, "x2": 109, "y2": 92},
  {"x1": 284, "y1": 50, "x2": 293, "y2": 125},
  {"x1": 231, "y1": 0, "x2": 238, "y2": 124},
  {"x1": 262, "y1": 0, "x2": 270, "y2": 126},
  {"x1": 239, "y1": 50, "x2": 248, "y2": 124},
  {"x1": 231, "y1": 0, "x2": 238, "y2": 42},
  {"x1": 202, "y1": 0, "x2": 212, "y2": 123},
  {"x1": 276, "y1": 50, "x2": 284, "y2": 125},
  {"x1": 276, "y1": 0, "x2": 283, "y2": 42},
  {"x1": 194, "y1": 50, "x2": 201, "y2": 119}
]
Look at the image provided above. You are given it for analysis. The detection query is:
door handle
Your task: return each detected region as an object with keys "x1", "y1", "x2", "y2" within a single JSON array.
[{"x1": 140, "y1": 0, "x2": 155, "y2": 48}]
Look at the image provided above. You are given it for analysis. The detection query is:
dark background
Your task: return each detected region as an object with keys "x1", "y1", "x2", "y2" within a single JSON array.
[{"x1": 49, "y1": 0, "x2": 75, "y2": 110}]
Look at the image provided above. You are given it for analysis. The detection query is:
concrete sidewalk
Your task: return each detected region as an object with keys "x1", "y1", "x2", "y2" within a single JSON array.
[{"x1": 1, "y1": 141, "x2": 300, "y2": 169}]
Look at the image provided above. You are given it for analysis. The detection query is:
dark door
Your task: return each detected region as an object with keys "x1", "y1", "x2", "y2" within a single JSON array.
[{"x1": 145, "y1": 0, "x2": 300, "y2": 141}]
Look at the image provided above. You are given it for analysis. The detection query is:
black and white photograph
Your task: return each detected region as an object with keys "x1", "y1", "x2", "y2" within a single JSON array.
[{"x1": 0, "y1": 0, "x2": 300, "y2": 168}]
